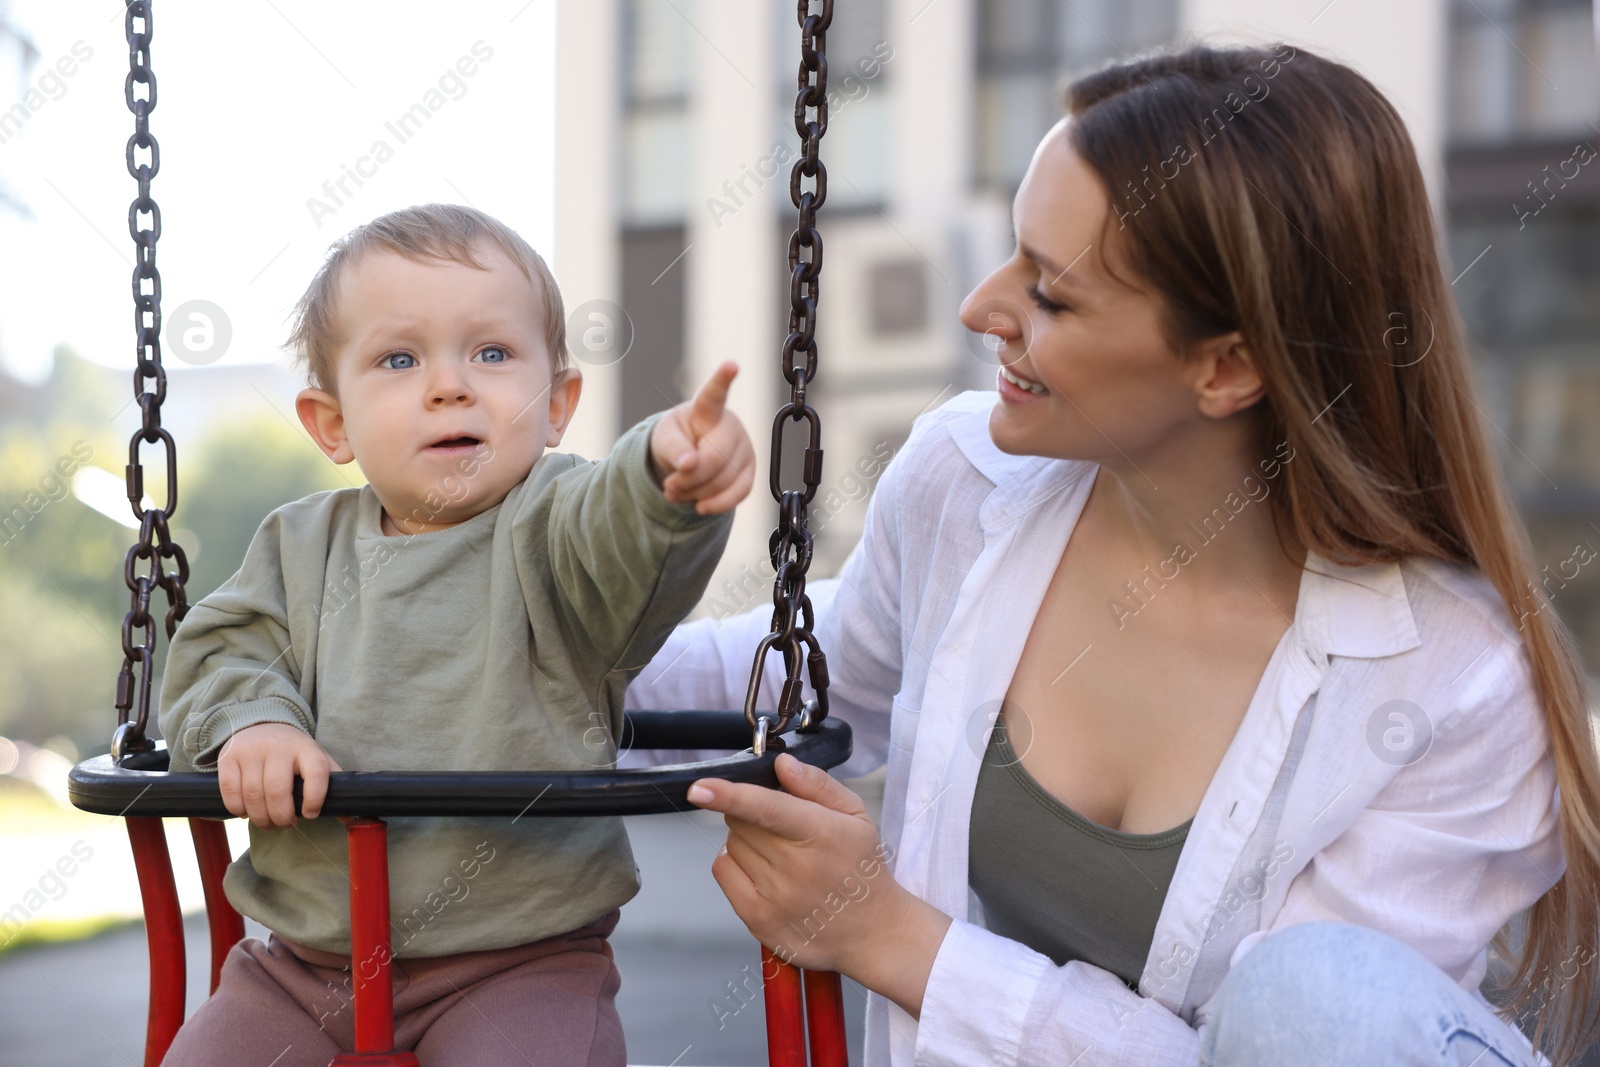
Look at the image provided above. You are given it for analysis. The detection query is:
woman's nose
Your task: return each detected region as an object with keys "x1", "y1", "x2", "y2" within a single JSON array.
[
  {"x1": 960, "y1": 269, "x2": 1018, "y2": 335},
  {"x1": 959, "y1": 272, "x2": 1030, "y2": 362}
]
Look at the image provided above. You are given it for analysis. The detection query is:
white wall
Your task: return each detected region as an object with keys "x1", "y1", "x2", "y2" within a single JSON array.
[
  {"x1": 686, "y1": 1, "x2": 783, "y2": 610},
  {"x1": 554, "y1": 0, "x2": 623, "y2": 461}
]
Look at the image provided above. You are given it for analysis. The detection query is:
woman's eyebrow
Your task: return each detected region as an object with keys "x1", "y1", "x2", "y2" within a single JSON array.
[{"x1": 1020, "y1": 242, "x2": 1093, "y2": 290}]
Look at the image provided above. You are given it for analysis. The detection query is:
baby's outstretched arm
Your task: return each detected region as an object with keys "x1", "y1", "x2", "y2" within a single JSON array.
[
  {"x1": 216, "y1": 722, "x2": 342, "y2": 829},
  {"x1": 647, "y1": 361, "x2": 756, "y2": 515}
]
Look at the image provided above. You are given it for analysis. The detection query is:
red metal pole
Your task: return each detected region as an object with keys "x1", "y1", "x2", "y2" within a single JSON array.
[
  {"x1": 187, "y1": 818, "x2": 244, "y2": 995},
  {"x1": 801, "y1": 968, "x2": 849, "y2": 1066},
  {"x1": 763, "y1": 945, "x2": 808, "y2": 1067},
  {"x1": 125, "y1": 817, "x2": 185, "y2": 1067},
  {"x1": 330, "y1": 817, "x2": 418, "y2": 1067}
]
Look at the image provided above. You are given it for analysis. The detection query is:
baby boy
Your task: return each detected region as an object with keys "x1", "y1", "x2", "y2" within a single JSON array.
[{"x1": 156, "y1": 203, "x2": 753, "y2": 1065}]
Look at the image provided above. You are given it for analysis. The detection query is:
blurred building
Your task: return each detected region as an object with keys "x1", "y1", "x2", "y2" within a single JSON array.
[
  {"x1": 1443, "y1": 0, "x2": 1600, "y2": 671},
  {"x1": 554, "y1": 0, "x2": 1600, "y2": 671}
]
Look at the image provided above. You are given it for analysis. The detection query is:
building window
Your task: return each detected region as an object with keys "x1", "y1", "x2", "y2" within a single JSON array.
[
  {"x1": 619, "y1": 226, "x2": 690, "y2": 429},
  {"x1": 1446, "y1": 0, "x2": 1599, "y2": 144},
  {"x1": 974, "y1": 0, "x2": 1178, "y2": 193},
  {"x1": 869, "y1": 259, "x2": 928, "y2": 334},
  {"x1": 618, "y1": 1, "x2": 692, "y2": 416},
  {"x1": 1444, "y1": 0, "x2": 1600, "y2": 666},
  {"x1": 621, "y1": 0, "x2": 692, "y2": 225},
  {"x1": 774, "y1": 0, "x2": 893, "y2": 212}
]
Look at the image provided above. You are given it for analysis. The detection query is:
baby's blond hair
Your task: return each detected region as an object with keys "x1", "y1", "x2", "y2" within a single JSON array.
[{"x1": 286, "y1": 203, "x2": 569, "y2": 394}]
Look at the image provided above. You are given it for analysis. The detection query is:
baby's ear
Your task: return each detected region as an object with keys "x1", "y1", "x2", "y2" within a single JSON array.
[
  {"x1": 296, "y1": 388, "x2": 355, "y2": 464},
  {"x1": 545, "y1": 368, "x2": 583, "y2": 447}
]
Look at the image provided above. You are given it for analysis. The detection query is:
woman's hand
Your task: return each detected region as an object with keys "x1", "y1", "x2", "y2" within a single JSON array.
[{"x1": 687, "y1": 753, "x2": 953, "y2": 1018}]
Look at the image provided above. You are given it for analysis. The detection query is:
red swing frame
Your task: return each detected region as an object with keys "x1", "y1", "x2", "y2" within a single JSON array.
[{"x1": 122, "y1": 813, "x2": 849, "y2": 1067}]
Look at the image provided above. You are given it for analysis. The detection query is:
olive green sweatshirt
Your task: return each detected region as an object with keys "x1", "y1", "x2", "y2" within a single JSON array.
[{"x1": 157, "y1": 414, "x2": 732, "y2": 957}]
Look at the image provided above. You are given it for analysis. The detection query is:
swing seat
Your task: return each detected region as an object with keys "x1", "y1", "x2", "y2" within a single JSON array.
[
  {"x1": 68, "y1": 710, "x2": 853, "y2": 1067},
  {"x1": 71, "y1": 711, "x2": 849, "y2": 818}
]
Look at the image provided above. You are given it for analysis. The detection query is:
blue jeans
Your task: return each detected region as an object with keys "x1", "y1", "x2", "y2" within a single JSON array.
[{"x1": 1199, "y1": 920, "x2": 1548, "y2": 1066}]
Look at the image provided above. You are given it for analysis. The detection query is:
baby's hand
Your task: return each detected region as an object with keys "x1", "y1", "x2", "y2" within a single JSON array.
[
  {"x1": 216, "y1": 722, "x2": 342, "y2": 829},
  {"x1": 648, "y1": 361, "x2": 756, "y2": 516}
]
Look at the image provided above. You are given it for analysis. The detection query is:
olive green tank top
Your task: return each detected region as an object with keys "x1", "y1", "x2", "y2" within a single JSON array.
[{"x1": 968, "y1": 716, "x2": 1192, "y2": 991}]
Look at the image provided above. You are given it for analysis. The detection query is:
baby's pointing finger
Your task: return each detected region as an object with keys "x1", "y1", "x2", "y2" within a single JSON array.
[{"x1": 688, "y1": 361, "x2": 738, "y2": 428}]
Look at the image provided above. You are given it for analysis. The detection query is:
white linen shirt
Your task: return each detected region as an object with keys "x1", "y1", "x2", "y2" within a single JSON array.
[{"x1": 625, "y1": 389, "x2": 1564, "y2": 1067}]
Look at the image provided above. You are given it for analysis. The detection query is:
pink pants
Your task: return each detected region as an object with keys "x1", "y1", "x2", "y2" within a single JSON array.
[{"x1": 160, "y1": 909, "x2": 625, "y2": 1067}]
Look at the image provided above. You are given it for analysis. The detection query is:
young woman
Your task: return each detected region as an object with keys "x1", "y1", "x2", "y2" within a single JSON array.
[{"x1": 627, "y1": 42, "x2": 1600, "y2": 1066}]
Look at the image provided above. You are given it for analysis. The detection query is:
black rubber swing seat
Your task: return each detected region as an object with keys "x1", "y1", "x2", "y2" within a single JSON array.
[{"x1": 68, "y1": 710, "x2": 853, "y2": 819}]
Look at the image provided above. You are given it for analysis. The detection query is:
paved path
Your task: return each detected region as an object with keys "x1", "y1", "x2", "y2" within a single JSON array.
[{"x1": 0, "y1": 916, "x2": 870, "y2": 1067}]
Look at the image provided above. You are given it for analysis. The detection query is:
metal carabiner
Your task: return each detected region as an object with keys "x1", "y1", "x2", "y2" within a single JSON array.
[{"x1": 744, "y1": 632, "x2": 804, "y2": 738}]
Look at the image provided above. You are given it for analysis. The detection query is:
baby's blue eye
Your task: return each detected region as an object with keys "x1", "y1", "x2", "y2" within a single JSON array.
[
  {"x1": 381, "y1": 352, "x2": 416, "y2": 370},
  {"x1": 475, "y1": 346, "x2": 509, "y2": 364}
]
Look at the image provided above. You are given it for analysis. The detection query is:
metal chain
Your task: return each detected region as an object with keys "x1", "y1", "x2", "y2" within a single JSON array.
[
  {"x1": 112, "y1": 0, "x2": 189, "y2": 762},
  {"x1": 744, "y1": 0, "x2": 833, "y2": 755}
]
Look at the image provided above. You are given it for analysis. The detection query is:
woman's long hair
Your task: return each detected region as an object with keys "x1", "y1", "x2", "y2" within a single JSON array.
[{"x1": 1063, "y1": 42, "x2": 1600, "y2": 1065}]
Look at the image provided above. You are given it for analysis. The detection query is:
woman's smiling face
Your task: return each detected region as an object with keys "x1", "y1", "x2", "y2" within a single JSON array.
[{"x1": 960, "y1": 118, "x2": 1219, "y2": 467}]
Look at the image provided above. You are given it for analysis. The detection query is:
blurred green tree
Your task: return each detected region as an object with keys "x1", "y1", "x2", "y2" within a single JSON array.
[
  {"x1": 0, "y1": 348, "x2": 127, "y2": 752},
  {"x1": 0, "y1": 348, "x2": 349, "y2": 753},
  {"x1": 180, "y1": 413, "x2": 352, "y2": 603}
]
